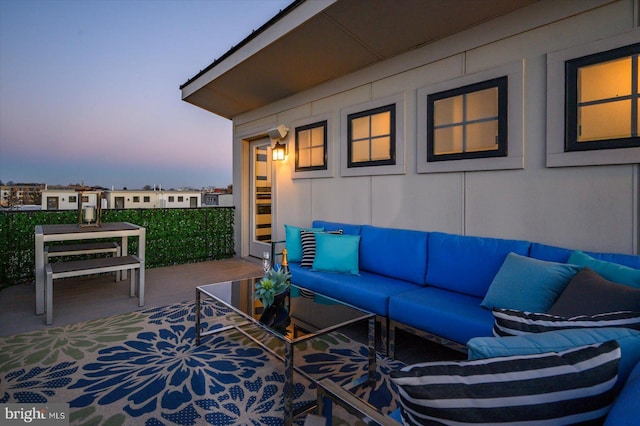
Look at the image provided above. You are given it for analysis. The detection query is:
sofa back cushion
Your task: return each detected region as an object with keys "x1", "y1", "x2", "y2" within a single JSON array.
[
  {"x1": 312, "y1": 220, "x2": 361, "y2": 236},
  {"x1": 359, "y1": 225, "x2": 428, "y2": 285},
  {"x1": 426, "y1": 232, "x2": 530, "y2": 297},
  {"x1": 530, "y1": 242, "x2": 640, "y2": 269}
]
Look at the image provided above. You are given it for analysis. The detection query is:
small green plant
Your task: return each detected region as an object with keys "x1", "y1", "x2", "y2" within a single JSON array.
[{"x1": 255, "y1": 265, "x2": 291, "y2": 308}]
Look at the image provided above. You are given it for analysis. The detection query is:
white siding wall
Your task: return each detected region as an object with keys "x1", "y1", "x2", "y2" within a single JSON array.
[{"x1": 234, "y1": 0, "x2": 640, "y2": 256}]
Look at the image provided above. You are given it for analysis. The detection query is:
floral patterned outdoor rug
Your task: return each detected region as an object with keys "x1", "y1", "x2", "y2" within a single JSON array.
[{"x1": 0, "y1": 300, "x2": 403, "y2": 425}]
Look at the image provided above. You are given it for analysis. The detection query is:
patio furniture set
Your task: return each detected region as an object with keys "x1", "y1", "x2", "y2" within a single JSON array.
[
  {"x1": 278, "y1": 220, "x2": 640, "y2": 424},
  {"x1": 34, "y1": 222, "x2": 146, "y2": 325}
]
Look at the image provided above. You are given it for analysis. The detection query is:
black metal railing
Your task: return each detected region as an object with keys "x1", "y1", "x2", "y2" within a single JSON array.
[{"x1": 0, "y1": 207, "x2": 235, "y2": 289}]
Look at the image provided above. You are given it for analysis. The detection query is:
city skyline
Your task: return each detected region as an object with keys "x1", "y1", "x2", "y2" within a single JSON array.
[{"x1": 0, "y1": 0, "x2": 292, "y2": 190}]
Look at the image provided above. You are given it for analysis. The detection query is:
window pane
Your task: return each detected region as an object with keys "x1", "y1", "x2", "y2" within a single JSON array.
[
  {"x1": 352, "y1": 116, "x2": 369, "y2": 140},
  {"x1": 434, "y1": 126, "x2": 463, "y2": 155},
  {"x1": 299, "y1": 147, "x2": 310, "y2": 167},
  {"x1": 466, "y1": 87, "x2": 498, "y2": 121},
  {"x1": 311, "y1": 146, "x2": 324, "y2": 166},
  {"x1": 435, "y1": 96, "x2": 463, "y2": 125},
  {"x1": 298, "y1": 129, "x2": 311, "y2": 149},
  {"x1": 371, "y1": 137, "x2": 391, "y2": 161},
  {"x1": 310, "y1": 127, "x2": 324, "y2": 147},
  {"x1": 352, "y1": 140, "x2": 369, "y2": 162},
  {"x1": 371, "y1": 111, "x2": 391, "y2": 136},
  {"x1": 578, "y1": 100, "x2": 631, "y2": 141},
  {"x1": 466, "y1": 121, "x2": 499, "y2": 152},
  {"x1": 579, "y1": 57, "x2": 631, "y2": 103}
]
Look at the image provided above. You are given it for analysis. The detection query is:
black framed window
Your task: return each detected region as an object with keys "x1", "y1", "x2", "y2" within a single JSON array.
[
  {"x1": 566, "y1": 43, "x2": 640, "y2": 152},
  {"x1": 295, "y1": 120, "x2": 327, "y2": 172},
  {"x1": 347, "y1": 104, "x2": 395, "y2": 168},
  {"x1": 427, "y1": 77, "x2": 508, "y2": 162}
]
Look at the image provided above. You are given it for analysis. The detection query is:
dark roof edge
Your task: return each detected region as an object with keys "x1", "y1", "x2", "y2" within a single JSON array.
[{"x1": 179, "y1": 0, "x2": 306, "y2": 90}]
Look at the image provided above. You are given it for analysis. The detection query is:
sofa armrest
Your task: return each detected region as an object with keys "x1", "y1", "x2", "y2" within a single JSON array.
[{"x1": 316, "y1": 379, "x2": 401, "y2": 425}]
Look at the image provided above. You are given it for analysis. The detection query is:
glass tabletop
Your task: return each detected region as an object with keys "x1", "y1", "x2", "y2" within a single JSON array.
[{"x1": 197, "y1": 277, "x2": 374, "y2": 343}]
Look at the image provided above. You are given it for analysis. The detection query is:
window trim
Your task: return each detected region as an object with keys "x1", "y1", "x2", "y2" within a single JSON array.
[
  {"x1": 565, "y1": 42, "x2": 639, "y2": 152},
  {"x1": 340, "y1": 93, "x2": 405, "y2": 177},
  {"x1": 546, "y1": 30, "x2": 640, "y2": 168},
  {"x1": 427, "y1": 76, "x2": 508, "y2": 162},
  {"x1": 347, "y1": 104, "x2": 396, "y2": 168},
  {"x1": 417, "y1": 60, "x2": 524, "y2": 174},
  {"x1": 295, "y1": 120, "x2": 328, "y2": 172}
]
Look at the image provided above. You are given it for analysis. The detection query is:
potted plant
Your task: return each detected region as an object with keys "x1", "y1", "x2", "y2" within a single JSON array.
[{"x1": 255, "y1": 265, "x2": 291, "y2": 309}]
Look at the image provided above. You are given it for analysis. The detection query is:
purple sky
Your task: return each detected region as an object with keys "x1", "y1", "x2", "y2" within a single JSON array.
[{"x1": 0, "y1": 0, "x2": 292, "y2": 190}]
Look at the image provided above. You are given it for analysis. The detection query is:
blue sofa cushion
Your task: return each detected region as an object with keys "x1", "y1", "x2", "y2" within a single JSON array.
[
  {"x1": 426, "y1": 232, "x2": 531, "y2": 298},
  {"x1": 300, "y1": 229, "x2": 342, "y2": 268},
  {"x1": 468, "y1": 327, "x2": 640, "y2": 391},
  {"x1": 312, "y1": 233, "x2": 360, "y2": 275},
  {"x1": 481, "y1": 252, "x2": 579, "y2": 312},
  {"x1": 493, "y1": 308, "x2": 640, "y2": 336},
  {"x1": 548, "y1": 267, "x2": 640, "y2": 316},
  {"x1": 529, "y1": 242, "x2": 640, "y2": 269},
  {"x1": 359, "y1": 225, "x2": 428, "y2": 286},
  {"x1": 285, "y1": 224, "x2": 323, "y2": 262},
  {"x1": 605, "y1": 358, "x2": 640, "y2": 425},
  {"x1": 568, "y1": 250, "x2": 640, "y2": 288},
  {"x1": 388, "y1": 287, "x2": 494, "y2": 345},
  {"x1": 290, "y1": 263, "x2": 417, "y2": 316},
  {"x1": 312, "y1": 220, "x2": 361, "y2": 235},
  {"x1": 391, "y1": 340, "x2": 620, "y2": 425}
]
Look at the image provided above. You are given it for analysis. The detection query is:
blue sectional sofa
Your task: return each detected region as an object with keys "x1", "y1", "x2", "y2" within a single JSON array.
[
  {"x1": 289, "y1": 220, "x2": 640, "y2": 424},
  {"x1": 284, "y1": 220, "x2": 640, "y2": 355}
]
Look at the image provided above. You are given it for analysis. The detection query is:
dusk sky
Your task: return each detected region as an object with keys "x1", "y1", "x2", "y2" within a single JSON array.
[{"x1": 0, "y1": 0, "x2": 292, "y2": 190}]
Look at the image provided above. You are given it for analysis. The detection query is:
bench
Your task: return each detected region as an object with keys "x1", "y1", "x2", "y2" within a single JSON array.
[
  {"x1": 45, "y1": 255, "x2": 144, "y2": 325},
  {"x1": 45, "y1": 241, "x2": 122, "y2": 280}
]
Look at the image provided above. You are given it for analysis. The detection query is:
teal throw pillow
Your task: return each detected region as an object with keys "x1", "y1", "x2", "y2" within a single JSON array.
[
  {"x1": 568, "y1": 250, "x2": 640, "y2": 288},
  {"x1": 284, "y1": 225, "x2": 323, "y2": 262},
  {"x1": 312, "y1": 233, "x2": 360, "y2": 275},
  {"x1": 481, "y1": 252, "x2": 579, "y2": 312}
]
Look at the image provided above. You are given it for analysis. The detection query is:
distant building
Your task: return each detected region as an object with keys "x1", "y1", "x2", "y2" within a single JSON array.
[
  {"x1": 40, "y1": 188, "x2": 81, "y2": 210},
  {"x1": 1, "y1": 183, "x2": 45, "y2": 208}
]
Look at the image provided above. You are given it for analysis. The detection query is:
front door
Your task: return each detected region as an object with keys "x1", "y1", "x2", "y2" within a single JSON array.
[
  {"x1": 190, "y1": 197, "x2": 198, "y2": 208},
  {"x1": 114, "y1": 197, "x2": 125, "y2": 209},
  {"x1": 249, "y1": 139, "x2": 272, "y2": 259}
]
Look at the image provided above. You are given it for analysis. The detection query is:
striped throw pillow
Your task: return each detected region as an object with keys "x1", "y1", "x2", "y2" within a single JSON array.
[
  {"x1": 493, "y1": 308, "x2": 640, "y2": 337},
  {"x1": 300, "y1": 229, "x2": 342, "y2": 268},
  {"x1": 390, "y1": 340, "x2": 620, "y2": 426}
]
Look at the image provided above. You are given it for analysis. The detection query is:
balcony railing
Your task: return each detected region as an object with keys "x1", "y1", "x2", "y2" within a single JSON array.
[{"x1": 0, "y1": 207, "x2": 235, "y2": 289}]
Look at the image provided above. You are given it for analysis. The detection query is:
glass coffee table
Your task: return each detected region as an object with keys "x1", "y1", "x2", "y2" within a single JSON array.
[{"x1": 195, "y1": 277, "x2": 376, "y2": 426}]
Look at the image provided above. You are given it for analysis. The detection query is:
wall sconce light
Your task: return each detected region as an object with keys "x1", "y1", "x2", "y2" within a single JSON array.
[
  {"x1": 268, "y1": 124, "x2": 289, "y2": 161},
  {"x1": 272, "y1": 141, "x2": 287, "y2": 161}
]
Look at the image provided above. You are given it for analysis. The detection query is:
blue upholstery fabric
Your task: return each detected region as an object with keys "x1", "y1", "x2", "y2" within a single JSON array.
[
  {"x1": 569, "y1": 250, "x2": 640, "y2": 288},
  {"x1": 388, "y1": 286, "x2": 494, "y2": 345},
  {"x1": 312, "y1": 220, "x2": 361, "y2": 235},
  {"x1": 468, "y1": 328, "x2": 640, "y2": 391},
  {"x1": 605, "y1": 359, "x2": 640, "y2": 425},
  {"x1": 359, "y1": 225, "x2": 428, "y2": 285},
  {"x1": 481, "y1": 252, "x2": 579, "y2": 312},
  {"x1": 289, "y1": 263, "x2": 417, "y2": 316},
  {"x1": 285, "y1": 224, "x2": 323, "y2": 262},
  {"x1": 530, "y1": 242, "x2": 640, "y2": 269},
  {"x1": 426, "y1": 232, "x2": 531, "y2": 298}
]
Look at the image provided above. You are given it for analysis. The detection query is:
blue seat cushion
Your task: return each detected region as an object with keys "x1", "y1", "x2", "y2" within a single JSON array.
[
  {"x1": 426, "y1": 232, "x2": 531, "y2": 298},
  {"x1": 605, "y1": 359, "x2": 640, "y2": 425},
  {"x1": 389, "y1": 287, "x2": 494, "y2": 345},
  {"x1": 290, "y1": 263, "x2": 417, "y2": 316},
  {"x1": 468, "y1": 327, "x2": 640, "y2": 392},
  {"x1": 312, "y1": 220, "x2": 362, "y2": 235},
  {"x1": 359, "y1": 225, "x2": 428, "y2": 286}
]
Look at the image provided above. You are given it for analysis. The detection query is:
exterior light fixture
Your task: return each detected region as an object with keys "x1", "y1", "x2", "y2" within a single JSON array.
[
  {"x1": 272, "y1": 140, "x2": 287, "y2": 161},
  {"x1": 268, "y1": 124, "x2": 289, "y2": 161}
]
